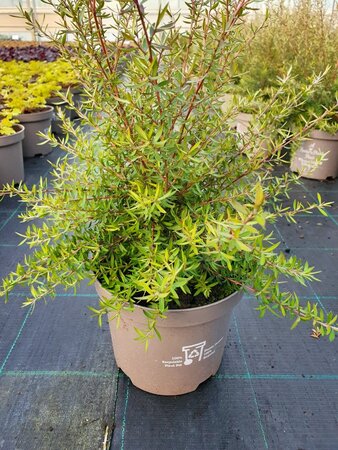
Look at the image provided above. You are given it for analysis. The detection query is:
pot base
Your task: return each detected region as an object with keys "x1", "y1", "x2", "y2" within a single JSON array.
[
  {"x1": 119, "y1": 357, "x2": 222, "y2": 396},
  {"x1": 96, "y1": 282, "x2": 242, "y2": 396},
  {"x1": 17, "y1": 107, "x2": 54, "y2": 158},
  {"x1": 0, "y1": 125, "x2": 25, "y2": 186}
]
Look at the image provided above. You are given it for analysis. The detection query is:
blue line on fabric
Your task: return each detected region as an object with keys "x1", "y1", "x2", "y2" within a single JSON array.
[
  {"x1": 1, "y1": 369, "x2": 337, "y2": 381},
  {"x1": 234, "y1": 314, "x2": 269, "y2": 449},
  {"x1": 0, "y1": 370, "x2": 114, "y2": 378},
  {"x1": 213, "y1": 373, "x2": 338, "y2": 380},
  {"x1": 301, "y1": 185, "x2": 338, "y2": 227},
  {"x1": 8, "y1": 292, "x2": 97, "y2": 298},
  {"x1": 292, "y1": 189, "x2": 338, "y2": 194},
  {"x1": 120, "y1": 378, "x2": 130, "y2": 450},
  {"x1": 0, "y1": 306, "x2": 32, "y2": 374},
  {"x1": 0, "y1": 167, "x2": 55, "y2": 372},
  {"x1": 296, "y1": 214, "x2": 338, "y2": 218},
  {"x1": 272, "y1": 224, "x2": 327, "y2": 312},
  {"x1": 272, "y1": 223, "x2": 286, "y2": 246},
  {"x1": 0, "y1": 205, "x2": 22, "y2": 233},
  {"x1": 291, "y1": 247, "x2": 338, "y2": 251}
]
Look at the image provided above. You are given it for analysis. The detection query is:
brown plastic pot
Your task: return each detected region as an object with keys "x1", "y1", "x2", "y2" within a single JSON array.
[
  {"x1": 0, "y1": 124, "x2": 25, "y2": 186},
  {"x1": 220, "y1": 94, "x2": 237, "y2": 128},
  {"x1": 290, "y1": 130, "x2": 338, "y2": 180},
  {"x1": 17, "y1": 106, "x2": 54, "y2": 157},
  {"x1": 236, "y1": 112, "x2": 253, "y2": 134},
  {"x1": 96, "y1": 281, "x2": 243, "y2": 396},
  {"x1": 235, "y1": 112, "x2": 270, "y2": 158},
  {"x1": 220, "y1": 93, "x2": 234, "y2": 114},
  {"x1": 48, "y1": 86, "x2": 83, "y2": 122},
  {"x1": 70, "y1": 86, "x2": 83, "y2": 120},
  {"x1": 47, "y1": 96, "x2": 72, "y2": 135}
]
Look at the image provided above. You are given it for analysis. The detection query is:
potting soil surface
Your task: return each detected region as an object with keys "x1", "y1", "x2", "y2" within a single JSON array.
[{"x1": 0, "y1": 146, "x2": 337, "y2": 450}]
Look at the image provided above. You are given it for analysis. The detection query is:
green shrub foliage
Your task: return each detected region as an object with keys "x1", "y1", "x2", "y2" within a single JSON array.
[
  {"x1": 0, "y1": 0, "x2": 337, "y2": 342},
  {"x1": 235, "y1": 0, "x2": 338, "y2": 132}
]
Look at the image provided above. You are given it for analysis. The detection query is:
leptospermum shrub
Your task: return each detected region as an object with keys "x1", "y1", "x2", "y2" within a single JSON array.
[
  {"x1": 0, "y1": 0, "x2": 337, "y2": 342},
  {"x1": 235, "y1": 0, "x2": 338, "y2": 132}
]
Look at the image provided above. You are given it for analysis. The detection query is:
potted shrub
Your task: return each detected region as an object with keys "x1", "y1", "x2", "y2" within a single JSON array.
[
  {"x1": 233, "y1": 0, "x2": 338, "y2": 176},
  {"x1": 0, "y1": 109, "x2": 24, "y2": 186},
  {"x1": 1, "y1": 0, "x2": 337, "y2": 396},
  {"x1": 230, "y1": 91, "x2": 261, "y2": 134},
  {"x1": 43, "y1": 59, "x2": 82, "y2": 128},
  {"x1": 0, "y1": 60, "x2": 56, "y2": 157},
  {"x1": 290, "y1": 80, "x2": 338, "y2": 180}
]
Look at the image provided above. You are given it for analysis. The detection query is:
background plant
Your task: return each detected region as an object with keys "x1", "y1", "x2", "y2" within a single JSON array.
[
  {"x1": 233, "y1": 0, "x2": 338, "y2": 131},
  {"x1": 0, "y1": 59, "x2": 79, "y2": 114},
  {"x1": 0, "y1": 109, "x2": 19, "y2": 136},
  {"x1": 0, "y1": 42, "x2": 61, "y2": 62},
  {"x1": 0, "y1": 0, "x2": 337, "y2": 342}
]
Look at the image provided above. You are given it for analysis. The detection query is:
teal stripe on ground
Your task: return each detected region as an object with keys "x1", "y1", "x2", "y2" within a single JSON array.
[
  {"x1": 272, "y1": 224, "x2": 327, "y2": 312},
  {"x1": 0, "y1": 205, "x2": 22, "y2": 233},
  {"x1": 8, "y1": 292, "x2": 97, "y2": 298},
  {"x1": 213, "y1": 373, "x2": 338, "y2": 380},
  {"x1": 301, "y1": 185, "x2": 338, "y2": 227},
  {"x1": 0, "y1": 306, "x2": 32, "y2": 374},
  {"x1": 296, "y1": 214, "x2": 338, "y2": 217},
  {"x1": 292, "y1": 247, "x2": 338, "y2": 251},
  {"x1": 1, "y1": 370, "x2": 337, "y2": 381},
  {"x1": 292, "y1": 189, "x2": 338, "y2": 194},
  {"x1": 120, "y1": 378, "x2": 130, "y2": 450},
  {"x1": 0, "y1": 370, "x2": 115, "y2": 378},
  {"x1": 234, "y1": 314, "x2": 269, "y2": 448}
]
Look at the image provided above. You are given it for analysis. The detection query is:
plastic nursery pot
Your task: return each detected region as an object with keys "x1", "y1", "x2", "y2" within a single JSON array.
[
  {"x1": 290, "y1": 130, "x2": 338, "y2": 180},
  {"x1": 220, "y1": 93, "x2": 234, "y2": 114},
  {"x1": 0, "y1": 124, "x2": 25, "y2": 186},
  {"x1": 70, "y1": 86, "x2": 83, "y2": 120},
  {"x1": 235, "y1": 112, "x2": 270, "y2": 158},
  {"x1": 220, "y1": 94, "x2": 237, "y2": 128},
  {"x1": 47, "y1": 96, "x2": 72, "y2": 135},
  {"x1": 235, "y1": 112, "x2": 253, "y2": 134},
  {"x1": 95, "y1": 281, "x2": 243, "y2": 396},
  {"x1": 17, "y1": 106, "x2": 54, "y2": 158}
]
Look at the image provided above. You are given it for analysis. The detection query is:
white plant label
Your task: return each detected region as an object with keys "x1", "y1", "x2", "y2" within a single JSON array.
[
  {"x1": 162, "y1": 337, "x2": 224, "y2": 368},
  {"x1": 296, "y1": 143, "x2": 327, "y2": 171}
]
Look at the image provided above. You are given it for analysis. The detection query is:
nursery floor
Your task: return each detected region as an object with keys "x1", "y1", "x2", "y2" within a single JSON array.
[{"x1": 0, "y1": 147, "x2": 337, "y2": 450}]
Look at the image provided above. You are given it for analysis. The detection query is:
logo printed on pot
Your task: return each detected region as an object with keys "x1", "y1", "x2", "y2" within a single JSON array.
[
  {"x1": 182, "y1": 341, "x2": 206, "y2": 365},
  {"x1": 162, "y1": 337, "x2": 224, "y2": 368},
  {"x1": 295, "y1": 142, "x2": 324, "y2": 171}
]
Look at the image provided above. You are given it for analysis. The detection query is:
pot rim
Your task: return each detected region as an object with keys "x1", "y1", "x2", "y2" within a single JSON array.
[
  {"x1": 0, "y1": 123, "x2": 25, "y2": 146},
  {"x1": 16, "y1": 105, "x2": 54, "y2": 123},
  {"x1": 0, "y1": 123, "x2": 25, "y2": 136},
  {"x1": 47, "y1": 96, "x2": 68, "y2": 106},
  {"x1": 95, "y1": 280, "x2": 242, "y2": 314},
  {"x1": 310, "y1": 129, "x2": 338, "y2": 141},
  {"x1": 237, "y1": 111, "x2": 254, "y2": 121}
]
